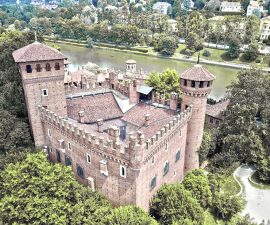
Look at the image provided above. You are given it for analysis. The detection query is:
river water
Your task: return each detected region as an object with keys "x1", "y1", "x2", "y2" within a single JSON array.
[{"x1": 59, "y1": 44, "x2": 239, "y2": 100}]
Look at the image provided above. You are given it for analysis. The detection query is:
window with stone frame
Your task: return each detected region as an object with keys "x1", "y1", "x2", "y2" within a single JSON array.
[
  {"x1": 65, "y1": 155, "x2": 72, "y2": 166},
  {"x1": 48, "y1": 128, "x2": 51, "y2": 138},
  {"x1": 77, "y1": 164, "x2": 84, "y2": 179},
  {"x1": 150, "y1": 175, "x2": 157, "y2": 190},
  {"x1": 175, "y1": 150, "x2": 181, "y2": 162},
  {"x1": 67, "y1": 142, "x2": 72, "y2": 150},
  {"x1": 120, "y1": 165, "x2": 126, "y2": 178},
  {"x1": 163, "y1": 161, "x2": 169, "y2": 176},
  {"x1": 42, "y1": 89, "x2": 48, "y2": 96},
  {"x1": 100, "y1": 159, "x2": 108, "y2": 176}
]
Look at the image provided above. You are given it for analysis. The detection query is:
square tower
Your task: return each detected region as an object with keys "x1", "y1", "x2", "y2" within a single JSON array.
[{"x1": 13, "y1": 42, "x2": 67, "y2": 146}]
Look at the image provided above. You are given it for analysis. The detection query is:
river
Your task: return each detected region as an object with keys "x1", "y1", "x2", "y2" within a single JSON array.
[{"x1": 59, "y1": 44, "x2": 239, "y2": 100}]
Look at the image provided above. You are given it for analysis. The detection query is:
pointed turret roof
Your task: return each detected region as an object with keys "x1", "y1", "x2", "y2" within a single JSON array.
[
  {"x1": 181, "y1": 64, "x2": 215, "y2": 81},
  {"x1": 13, "y1": 42, "x2": 66, "y2": 63}
]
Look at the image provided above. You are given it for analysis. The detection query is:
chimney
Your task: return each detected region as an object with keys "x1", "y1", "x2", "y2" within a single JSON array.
[
  {"x1": 78, "y1": 111, "x2": 85, "y2": 123},
  {"x1": 96, "y1": 119, "x2": 104, "y2": 133},
  {"x1": 170, "y1": 92, "x2": 178, "y2": 111},
  {"x1": 145, "y1": 114, "x2": 150, "y2": 127}
]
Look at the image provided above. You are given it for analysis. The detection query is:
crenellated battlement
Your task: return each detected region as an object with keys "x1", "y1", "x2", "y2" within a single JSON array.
[
  {"x1": 38, "y1": 105, "x2": 145, "y2": 166},
  {"x1": 143, "y1": 106, "x2": 192, "y2": 162}
]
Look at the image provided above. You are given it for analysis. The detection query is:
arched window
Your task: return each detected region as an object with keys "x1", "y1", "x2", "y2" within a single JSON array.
[
  {"x1": 120, "y1": 165, "x2": 126, "y2": 178},
  {"x1": 77, "y1": 164, "x2": 84, "y2": 178},
  {"x1": 175, "y1": 150, "x2": 181, "y2": 162},
  {"x1": 65, "y1": 155, "x2": 72, "y2": 166},
  {"x1": 150, "y1": 175, "x2": 157, "y2": 190},
  {"x1": 163, "y1": 161, "x2": 169, "y2": 176},
  {"x1": 36, "y1": 64, "x2": 42, "y2": 72},
  {"x1": 26, "y1": 65, "x2": 32, "y2": 73},
  {"x1": 45, "y1": 63, "x2": 51, "y2": 71},
  {"x1": 54, "y1": 62, "x2": 60, "y2": 70}
]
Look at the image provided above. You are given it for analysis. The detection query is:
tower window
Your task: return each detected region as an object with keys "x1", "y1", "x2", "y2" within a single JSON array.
[
  {"x1": 184, "y1": 79, "x2": 187, "y2": 86},
  {"x1": 199, "y1": 81, "x2": 204, "y2": 88},
  {"x1": 151, "y1": 155, "x2": 155, "y2": 165},
  {"x1": 98, "y1": 82, "x2": 102, "y2": 87},
  {"x1": 36, "y1": 64, "x2": 42, "y2": 72},
  {"x1": 45, "y1": 63, "x2": 51, "y2": 71},
  {"x1": 175, "y1": 150, "x2": 181, "y2": 162},
  {"x1": 77, "y1": 164, "x2": 84, "y2": 179},
  {"x1": 86, "y1": 153, "x2": 91, "y2": 164},
  {"x1": 150, "y1": 175, "x2": 157, "y2": 190},
  {"x1": 26, "y1": 65, "x2": 32, "y2": 73},
  {"x1": 54, "y1": 62, "x2": 60, "y2": 70},
  {"x1": 163, "y1": 161, "x2": 169, "y2": 176},
  {"x1": 179, "y1": 128, "x2": 182, "y2": 137},
  {"x1": 191, "y1": 80, "x2": 196, "y2": 88},
  {"x1": 42, "y1": 89, "x2": 48, "y2": 96},
  {"x1": 207, "y1": 81, "x2": 210, "y2": 87},
  {"x1": 59, "y1": 139, "x2": 65, "y2": 149},
  {"x1": 120, "y1": 165, "x2": 126, "y2": 178}
]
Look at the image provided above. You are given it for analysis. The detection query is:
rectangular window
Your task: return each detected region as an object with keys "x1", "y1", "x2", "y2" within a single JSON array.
[
  {"x1": 120, "y1": 165, "x2": 126, "y2": 178},
  {"x1": 191, "y1": 80, "x2": 196, "y2": 88},
  {"x1": 86, "y1": 153, "x2": 91, "y2": 164},
  {"x1": 210, "y1": 118, "x2": 214, "y2": 124},
  {"x1": 163, "y1": 161, "x2": 169, "y2": 176},
  {"x1": 45, "y1": 63, "x2": 51, "y2": 71},
  {"x1": 42, "y1": 89, "x2": 48, "y2": 96},
  {"x1": 67, "y1": 142, "x2": 72, "y2": 150},
  {"x1": 36, "y1": 64, "x2": 42, "y2": 72}
]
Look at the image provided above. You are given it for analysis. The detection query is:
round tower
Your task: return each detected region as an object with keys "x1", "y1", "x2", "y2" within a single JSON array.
[{"x1": 180, "y1": 64, "x2": 215, "y2": 173}]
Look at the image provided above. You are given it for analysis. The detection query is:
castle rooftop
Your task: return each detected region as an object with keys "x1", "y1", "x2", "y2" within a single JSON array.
[
  {"x1": 12, "y1": 42, "x2": 66, "y2": 63},
  {"x1": 206, "y1": 100, "x2": 229, "y2": 120},
  {"x1": 181, "y1": 64, "x2": 215, "y2": 81}
]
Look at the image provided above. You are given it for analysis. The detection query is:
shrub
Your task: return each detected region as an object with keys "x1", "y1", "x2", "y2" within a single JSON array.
[
  {"x1": 203, "y1": 50, "x2": 211, "y2": 57},
  {"x1": 255, "y1": 58, "x2": 261, "y2": 63}
]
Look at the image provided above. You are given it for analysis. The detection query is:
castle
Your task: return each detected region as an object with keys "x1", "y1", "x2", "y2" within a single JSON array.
[{"x1": 13, "y1": 42, "x2": 215, "y2": 210}]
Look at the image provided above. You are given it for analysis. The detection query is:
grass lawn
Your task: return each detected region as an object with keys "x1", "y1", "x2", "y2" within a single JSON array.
[{"x1": 221, "y1": 174, "x2": 241, "y2": 196}]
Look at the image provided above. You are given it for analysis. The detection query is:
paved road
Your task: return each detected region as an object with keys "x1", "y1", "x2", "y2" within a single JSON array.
[{"x1": 235, "y1": 165, "x2": 270, "y2": 223}]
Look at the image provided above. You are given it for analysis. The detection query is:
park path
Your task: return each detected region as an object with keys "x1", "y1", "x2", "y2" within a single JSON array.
[{"x1": 235, "y1": 165, "x2": 270, "y2": 223}]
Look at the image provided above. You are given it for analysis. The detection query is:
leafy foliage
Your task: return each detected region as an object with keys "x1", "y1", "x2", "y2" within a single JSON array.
[
  {"x1": 243, "y1": 43, "x2": 259, "y2": 61},
  {"x1": 146, "y1": 69, "x2": 179, "y2": 97},
  {"x1": 154, "y1": 35, "x2": 178, "y2": 56},
  {"x1": 0, "y1": 152, "x2": 111, "y2": 224},
  {"x1": 150, "y1": 183, "x2": 205, "y2": 225}
]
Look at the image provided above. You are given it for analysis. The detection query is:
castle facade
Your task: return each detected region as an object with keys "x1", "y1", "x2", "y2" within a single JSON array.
[{"x1": 13, "y1": 42, "x2": 215, "y2": 210}]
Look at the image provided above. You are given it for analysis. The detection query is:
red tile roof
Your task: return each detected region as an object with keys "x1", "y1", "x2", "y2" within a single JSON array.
[
  {"x1": 206, "y1": 100, "x2": 229, "y2": 119},
  {"x1": 122, "y1": 103, "x2": 176, "y2": 139},
  {"x1": 181, "y1": 64, "x2": 215, "y2": 81},
  {"x1": 13, "y1": 42, "x2": 66, "y2": 63},
  {"x1": 67, "y1": 93, "x2": 123, "y2": 123}
]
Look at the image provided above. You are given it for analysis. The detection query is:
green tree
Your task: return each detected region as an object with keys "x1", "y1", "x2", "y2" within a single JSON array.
[
  {"x1": 172, "y1": 0, "x2": 181, "y2": 18},
  {"x1": 0, "y1": 152, "x2": 110, "y2": 224},
  {"x1": 146, "y1": 69, "x2": 179, "y2": 97},
  {"x1": 182, "y1": 169, "x2": 212, "y2": 208},
  {"x1": 154, "y1": 35, "x2": 178, "y2": 56},
  {"x1": 227, "y1": 35, "x2": 241, "y2": 58},
  {"x1": 106, "y1": 206, "x2": 158, "y2": 225},
  {"x1": 212, "y1": 193, "x2": 244, "y2": 220},
  {"x1": 241, "y1": 0, "x2": 250, "y2": 12},
  {"x1": 186, "y1": 31, "x2": 204, "y2": 51},
  {"x1": 243, "y1": 43, "x2": 259, "y2": 61},
  {"x1": 150, "y1": 183, "x2": 205, "y2": 225},
  {"x1": 244, "y1": 15, "x2": 260, "y2": 44}
]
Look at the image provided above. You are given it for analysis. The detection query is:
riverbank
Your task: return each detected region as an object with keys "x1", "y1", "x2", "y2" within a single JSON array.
[{"x1": 44, "y1": 37, "x2": 270, "y2": 72}]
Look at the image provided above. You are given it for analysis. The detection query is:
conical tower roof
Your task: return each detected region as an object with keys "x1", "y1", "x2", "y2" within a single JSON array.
[{"x1": 181, "y1": 64, "x2": 215, "y2": 81}]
